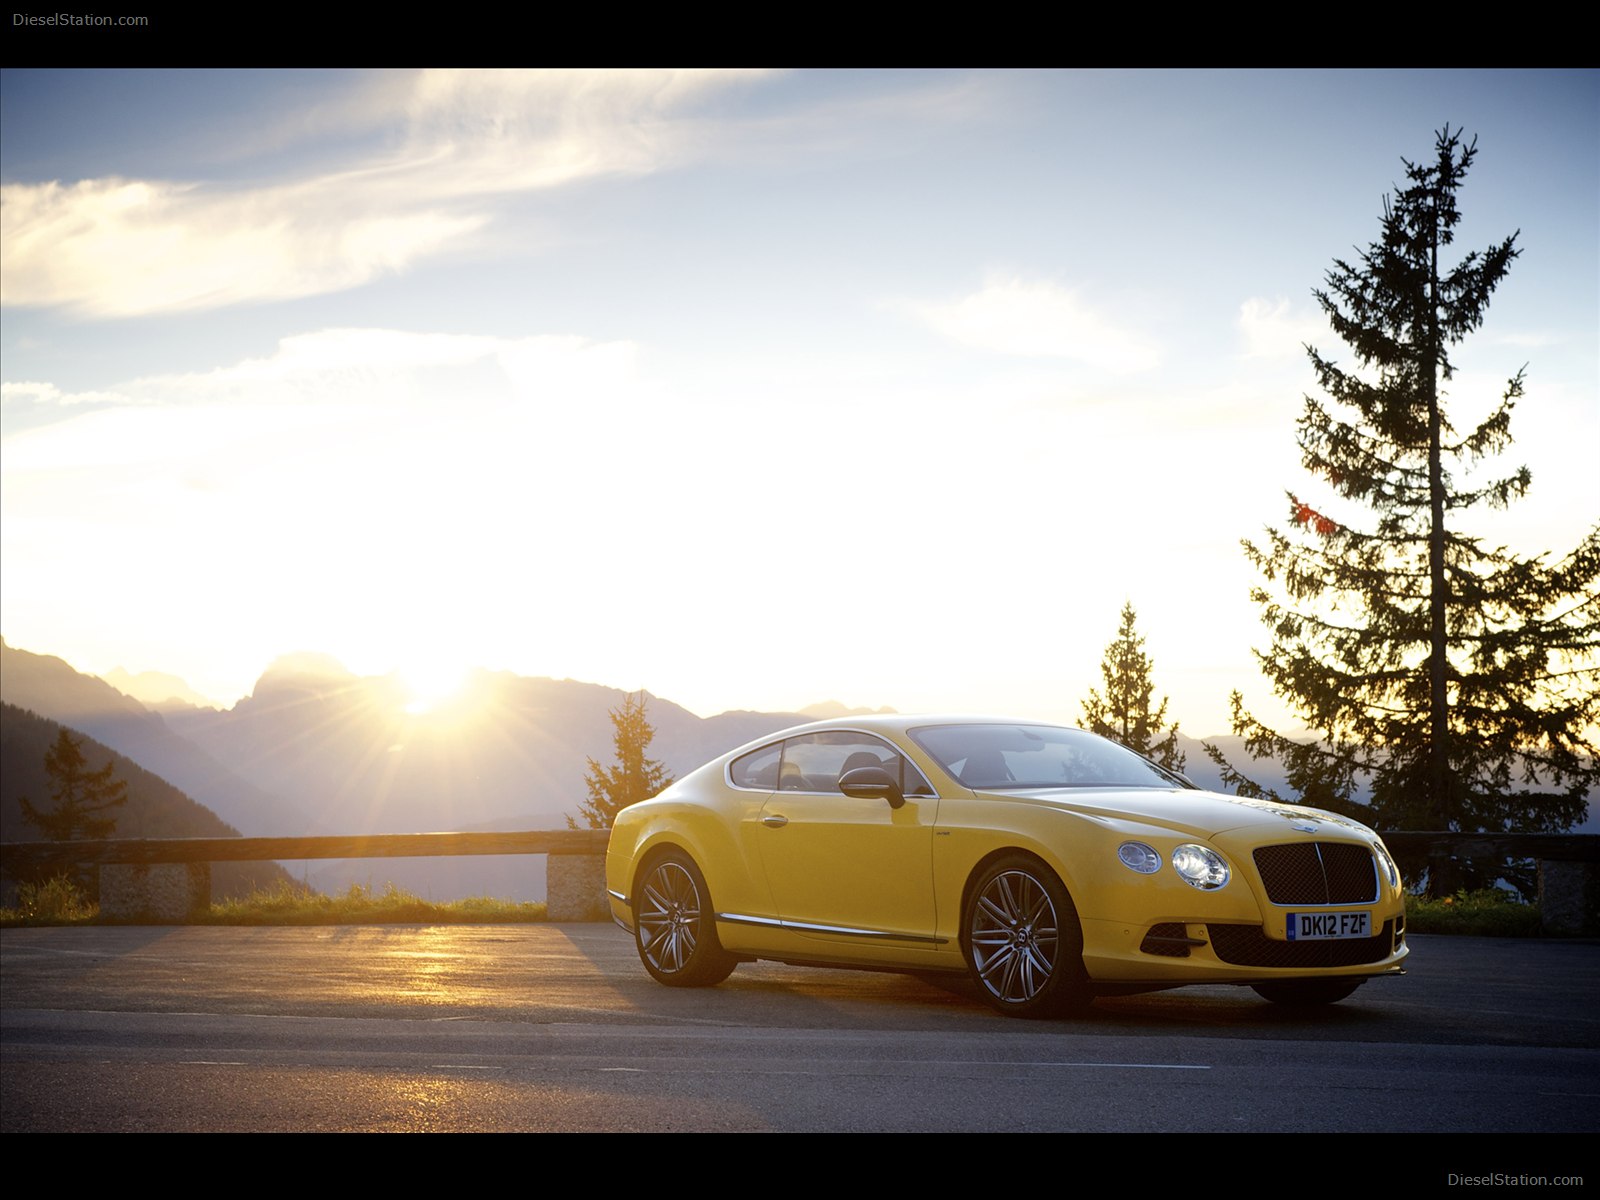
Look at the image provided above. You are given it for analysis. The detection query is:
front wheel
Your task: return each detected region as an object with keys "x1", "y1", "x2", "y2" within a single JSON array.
[
  {"x1": 1251, "y1": 978, "x2": 1364, "y2": 1007},
  {"x1": 634, "y1": 851, "x2": 737, "y2": 988},
  {"x1": 964, "y1": 855, "x2": 1090, "y2": 1018}
]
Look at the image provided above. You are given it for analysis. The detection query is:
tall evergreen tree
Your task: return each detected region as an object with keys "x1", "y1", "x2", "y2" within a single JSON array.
[
  {"x1": 20, "y1": 728, "x2": 128, "y2": 841},
  {"x1": 1081, "y1": 602, "x2": 1186, "y2": 773},
  {"x1": 1220, "y1": 128, "x2": 1599, "y2": 890},
  {"x1": 569, "y1": 692, "x2": 674, "y2": 829}
]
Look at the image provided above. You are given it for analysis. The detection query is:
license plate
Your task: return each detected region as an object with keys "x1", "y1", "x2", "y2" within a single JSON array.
[{"x1": 1286, "y1": 911, "x2": 1371, "y2": 941}]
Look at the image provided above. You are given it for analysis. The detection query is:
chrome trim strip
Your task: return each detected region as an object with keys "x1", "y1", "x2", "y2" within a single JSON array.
[
  {"x1": 608, "y1": 889, "x2": 634, "y2": 934},
  {"x1": 716, "y1": 911, "x2": 947, "y2": 945}
]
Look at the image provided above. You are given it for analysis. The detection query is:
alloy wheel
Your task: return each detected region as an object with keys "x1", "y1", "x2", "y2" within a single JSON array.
[{"x1": 970, "y1": 869, "x2": 1061, "y2": 1005}]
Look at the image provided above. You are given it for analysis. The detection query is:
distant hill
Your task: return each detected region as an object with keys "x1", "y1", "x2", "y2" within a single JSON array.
[
  {"x1": 164, "y1": 664, "x2": 813, "y2": 901},
  {"x1": 1, "y1": 640, "x2": 814, "y2": 901},
  {"x1": 0, "y1": 703, "x2": 292, "y2": 899},
  {"x1": 0, "y1": 640, "x2": 309, "y2": 834},
  {"x1": 1179, "y1": 732, "x2": 1294, "y2": 797},
  {"x1": 100, "y1": 666, "x2": 218, "y2": 711},
  {"x1": 157, "y1": 660, "x2": 809, "y2": 835},
  {"x1": 798, "y1": 701, "x2": 899, "y2": 719}
]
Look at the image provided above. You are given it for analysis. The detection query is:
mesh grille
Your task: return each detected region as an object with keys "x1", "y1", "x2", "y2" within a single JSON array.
[
  {"x1": 1253, "y1": 842, "x2": 1377, "y2": 905},
  {"x1": 1208, "y1": 921, "x2": 1395, "y2": 968}
]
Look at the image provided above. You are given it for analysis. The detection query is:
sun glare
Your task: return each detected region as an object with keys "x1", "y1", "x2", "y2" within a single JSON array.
[{"x1": 399, "y1": 660, "x2": 472, "y2": 716}]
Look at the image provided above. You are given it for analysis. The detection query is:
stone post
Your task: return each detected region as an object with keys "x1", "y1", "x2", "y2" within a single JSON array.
[{"x1": 546, "y1": 852, "x2": 609, "y2": 921}]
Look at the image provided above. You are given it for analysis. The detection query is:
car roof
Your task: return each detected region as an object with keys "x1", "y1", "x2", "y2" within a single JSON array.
[
  {"x1": 780, "y1": 713, "x2": 1057, "y2": 733},
  {"x1": 720, "y1": 713, "x2": 1078, "y2": 757}
]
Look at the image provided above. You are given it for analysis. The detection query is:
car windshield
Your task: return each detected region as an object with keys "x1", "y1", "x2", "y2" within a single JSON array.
[{"x1": 909, "y1": 724, "x2": 1190, "y2": 790}]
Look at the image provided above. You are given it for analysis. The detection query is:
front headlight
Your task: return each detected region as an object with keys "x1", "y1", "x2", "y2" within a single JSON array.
[
  {"x1": 1172, "y1": 843, "x2": 1230, "y2": 890},
  {"x1": 1374, "y1": 841, "x2": 1401, "y2": 889}
]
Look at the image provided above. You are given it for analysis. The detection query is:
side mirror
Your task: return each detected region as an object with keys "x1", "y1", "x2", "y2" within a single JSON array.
[{"x1": 838, "y1": 766, "x2": 905, "y2": 810}]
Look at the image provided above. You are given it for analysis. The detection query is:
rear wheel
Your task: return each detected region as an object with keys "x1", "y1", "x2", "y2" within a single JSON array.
[
  {"x1": 964, "y1": 855, "x2": 1090, "y2": 1018},
  {"x1": 634, "y1": 851, "x2": 737, "y2": 987},
  {"x1": 1251, "y1": 978, "x2": 1364, "y2": 1007}
]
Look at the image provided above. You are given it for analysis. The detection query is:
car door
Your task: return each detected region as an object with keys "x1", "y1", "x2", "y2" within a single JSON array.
[{"x1": 754, "y1": 731, "x2": 941, "y2": 952}]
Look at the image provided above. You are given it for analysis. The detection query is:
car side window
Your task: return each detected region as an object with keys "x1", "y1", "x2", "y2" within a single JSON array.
[
  {"x1": 729, "y1": 742, "x2": 783, "y2": 790},
  {"x1": 776, "y1": 732, "x2": 936, "y2": 797}
]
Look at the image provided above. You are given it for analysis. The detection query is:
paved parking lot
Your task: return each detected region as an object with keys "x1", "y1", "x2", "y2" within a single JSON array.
[{"x1": 3, "y1": 925, "x2": 1597, "y2": 1145}]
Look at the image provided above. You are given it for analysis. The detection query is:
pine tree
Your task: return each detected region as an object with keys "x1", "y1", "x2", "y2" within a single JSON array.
[
  {"x1": 20, "y1": 728, "x2": 129, "y2": 841},
  {"x1": 569, "y1": 692, "x2": 674, "y2": 829},
  {"x1": 1220, "y1": 128, "x2": 1599, "y2": 891},
  {"x1": 1081, "y1": 602, "x2": 1186, "y2": 773}
]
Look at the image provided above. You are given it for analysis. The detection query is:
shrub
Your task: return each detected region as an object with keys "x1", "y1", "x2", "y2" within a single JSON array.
[
  {"x1": 7, "y1": 874, "x2": 97, "y2": 923},
  {"x1": 1405, "y1": 888, "x2": 1542, "y2": 937}
]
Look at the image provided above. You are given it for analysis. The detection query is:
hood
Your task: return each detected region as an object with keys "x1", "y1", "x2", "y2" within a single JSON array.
[{"x1": 979, "y1": 786, "x2": 1376, "y2": 841}]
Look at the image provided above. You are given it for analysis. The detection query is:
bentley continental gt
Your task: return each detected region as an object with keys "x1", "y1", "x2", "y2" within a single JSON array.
[{"x1": 604, "y1": 716, "x2": 1407, "y2": 1017}]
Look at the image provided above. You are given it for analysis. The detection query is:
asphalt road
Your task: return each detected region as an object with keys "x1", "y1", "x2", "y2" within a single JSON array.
[{"x1": 3, "y1": 924, "x2": 1597, "y2": 1147}]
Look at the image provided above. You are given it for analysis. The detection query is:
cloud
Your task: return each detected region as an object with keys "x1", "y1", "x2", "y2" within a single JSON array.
[
  {"x1": 1490, "y1": 331, "x2": 1558, "y2": 349},
  {"x1": 1236, "y1": 297, "x2": 1330, "y2": 358},
  {"x1": 219, "y1": 328, "x2": 504, "y2": 382},
  {"x1": 912, "y1": 277, "x2": 1160, "y2": 373},
  {"x1": 399, "y1": 68, "x2": 768, "y2": 196},
  {"x1": 1, "y1": 177, "x2": 484, "y2": 317},
  {"x1": 1, "y1": 380, "x2": 126, "y2": 408},
  {"x1": 0, "y1": 70, "x2": 768, "y2": 318},
  {"x1": 1, "y1": 327, "x2": 639, "y2": 419}
]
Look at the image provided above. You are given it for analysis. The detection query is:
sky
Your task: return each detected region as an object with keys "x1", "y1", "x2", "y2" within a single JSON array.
[{"x1": 2, "y1": 69, "x2": 1596, "y2": 735}]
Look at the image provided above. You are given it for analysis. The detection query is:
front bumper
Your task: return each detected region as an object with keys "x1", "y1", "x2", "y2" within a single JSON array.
[{"x1": 1082, "y1": 912, "x2": 1408, "y2": 984}]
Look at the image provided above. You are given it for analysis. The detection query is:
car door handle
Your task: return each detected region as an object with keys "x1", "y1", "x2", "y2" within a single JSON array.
[{"x1": 761, "y1": 814, "x2": 788, "y2": 828}]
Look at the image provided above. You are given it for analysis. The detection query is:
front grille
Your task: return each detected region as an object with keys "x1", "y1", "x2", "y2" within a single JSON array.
[
  {"x1": 1208, "y1": 921, "x2": 1395, "y2": 968},
  {"x1": 1140, "y1": 923, "x2": 1192, "y2": 957},
  {"x1": 1253, "y1": 842, "x2": 1378, "y2": 905}
]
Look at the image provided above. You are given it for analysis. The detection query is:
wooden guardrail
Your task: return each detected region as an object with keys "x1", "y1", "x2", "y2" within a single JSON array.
[
  {"x1": 1377, "y1": 832, "x2": 1599, "y2": 862},
  {"x1": 0, "y1": 829, "x2": 609, "y2": 870},
  {"x1": 0, "y1": 830, "x2": 611, "y2": 923}
]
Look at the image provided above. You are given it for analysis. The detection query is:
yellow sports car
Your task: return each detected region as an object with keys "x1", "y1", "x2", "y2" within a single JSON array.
[{"x1": 605, "y1": 716, "x2": 1407, "y2": 1017}]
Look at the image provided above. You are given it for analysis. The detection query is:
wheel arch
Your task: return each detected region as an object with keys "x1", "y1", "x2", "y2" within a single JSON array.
[
  {"x1": 629, "y1": 834, "x2": 707, "y2": 907},
  {"x1": 615, "y1": 801, "x2": 745, "y2": 910}
]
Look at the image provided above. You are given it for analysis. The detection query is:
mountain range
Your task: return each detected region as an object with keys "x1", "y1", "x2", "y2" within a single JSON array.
[
  {"x1": 1, "y1": 639, "x2": 829, "y2": 899},
  {"x1": 1, "y1": 702, "x2": 291, "y2": 897},
  {"x1": 10, "y1": 636, "x2": 1583, "y2": 901}
]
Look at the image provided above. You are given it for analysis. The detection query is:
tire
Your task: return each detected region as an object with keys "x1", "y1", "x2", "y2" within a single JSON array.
[
  {"x1": 1251, "y1": 978, "x2": 1364, "y2": 1007},
  {"x1": 633, "y1": 851, "x2": 738, "y2": 988},
  {"x1": 964, "y1": 855, "x2": 1090, "y2": 1018}
]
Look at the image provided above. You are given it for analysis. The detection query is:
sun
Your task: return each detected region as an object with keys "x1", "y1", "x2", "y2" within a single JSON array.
[{"x1": 397, "y1": 658, "x2": 472, "y2": 716}]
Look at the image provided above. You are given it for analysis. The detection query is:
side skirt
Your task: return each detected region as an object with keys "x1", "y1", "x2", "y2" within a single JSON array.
[{"x1": 717, "y1": 910, "x2": 948, "y2": 946}]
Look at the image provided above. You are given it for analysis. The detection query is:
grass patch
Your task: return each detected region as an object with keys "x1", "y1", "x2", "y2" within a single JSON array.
[
  {"x1": 3, "y1": 880, "x2": 546, "y2": 926},
  {"x1": 198, "y1": 881, "x2": 547, "y2": 925},
  {"x1": 1405, "y1": 888, "x2": 1542, "y2": 937},
  {"x1": 0, "y1": 875, "x2": 98, "y2": 925}
]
